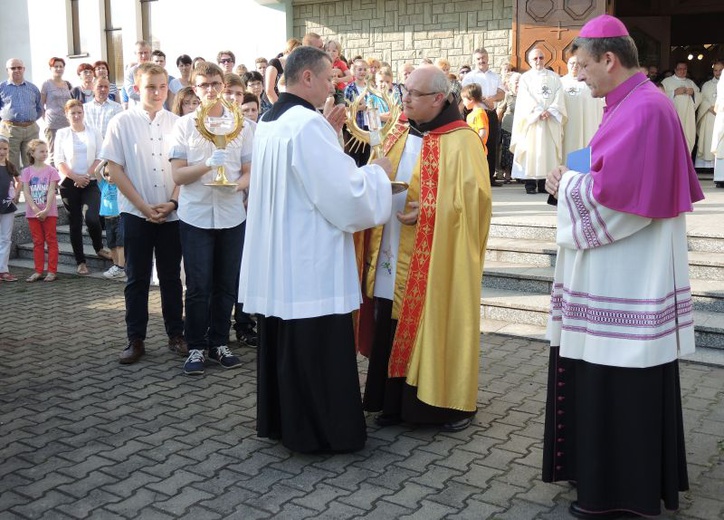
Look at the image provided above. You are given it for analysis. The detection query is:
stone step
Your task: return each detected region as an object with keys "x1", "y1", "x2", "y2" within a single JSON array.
[
  {"x1": 490, "y1": 215, "x2": 724, "y2": 255},
  {"x1": 55, "y1": 224, "x2": 109, "y2": 247},
  {"x1": 480, "y1": 288, "x2": 550, "y2": 326},
  {"x1": 16, "y1": 241, "x2": 114, "y2": 269},
  {"x1": 483, "y1": 261, "x2": 553, "y2": 293},
  {"x1": 687, "y1": 232, "x2": 724, "y2": 254},
  {"x1": 479, "y1": 318, "x2": 724, "y2": 367},
  {"x1": 687, "y1": 251, "x2": 724, "y2": 280},
  {"x1": 480, "y1": 287, "x2": 724, "y2": 354},
  {"x1": 7, "y1": 257, "x2": 124, "y2": 281},
  {"x1": 486, "y1": 237, "x2": 724, "y2": 280},
  {"x1": 485, "y1": 237, "x2": 556, "y2": 267},
  {"x1": 488, "y1": 220, "x2": 556, "y2": 242},
  {"x1": 482, "y1": 263, "x2": 724, "y2": 312}
]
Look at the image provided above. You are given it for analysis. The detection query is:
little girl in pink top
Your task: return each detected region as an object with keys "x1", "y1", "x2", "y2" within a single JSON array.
[{"x1": 21, "y1": 139, "x2": 61, "y2": 282}]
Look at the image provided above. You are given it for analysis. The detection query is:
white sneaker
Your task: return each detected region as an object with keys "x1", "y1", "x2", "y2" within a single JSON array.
[{"x1": 103, "y1": 265, "x2": 126, "y2": 279}]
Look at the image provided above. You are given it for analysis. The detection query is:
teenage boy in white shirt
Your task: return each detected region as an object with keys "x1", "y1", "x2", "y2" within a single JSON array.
[
  {"x1": 100, "y1": 63, "x2": 186, "y2": 364},
  {"x1": 169, "y1": 62, "x2": 253, "y2": 375}
]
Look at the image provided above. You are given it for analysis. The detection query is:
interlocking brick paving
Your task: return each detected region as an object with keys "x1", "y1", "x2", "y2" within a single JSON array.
[{"x1": 1, "y1": 270, "x2": 722, "y2": 519}]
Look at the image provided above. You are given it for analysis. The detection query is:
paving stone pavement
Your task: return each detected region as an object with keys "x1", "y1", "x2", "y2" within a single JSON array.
[{"x1": 0, "y1": 270, "x2": 722, "y2": 520}]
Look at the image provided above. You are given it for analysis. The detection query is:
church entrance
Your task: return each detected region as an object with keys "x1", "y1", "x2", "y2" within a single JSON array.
[{"x1": 511, "y1": 0, "x2": 724, "y2": 83}]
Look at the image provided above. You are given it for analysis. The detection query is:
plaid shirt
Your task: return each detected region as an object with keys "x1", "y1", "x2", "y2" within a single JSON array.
[
  {"x1": 344, "y1": 82, "x2": 368, "y2": 129},
  {"x1": 84, "y1": 98, "x2": 123, "y2": 138},
  {"x1": 0, "y1": 80, "x2": 42, "y2": 122}
]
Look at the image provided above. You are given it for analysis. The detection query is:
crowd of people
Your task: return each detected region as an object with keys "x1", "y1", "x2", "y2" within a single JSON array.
[{"x1": 0, "y1": 17, "x2": 716, "y2": 519}]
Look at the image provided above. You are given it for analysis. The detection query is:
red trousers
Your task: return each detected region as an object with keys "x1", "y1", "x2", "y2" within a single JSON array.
[{"x1": 27, "y1": 217, "x2": 58, "y2": 274}]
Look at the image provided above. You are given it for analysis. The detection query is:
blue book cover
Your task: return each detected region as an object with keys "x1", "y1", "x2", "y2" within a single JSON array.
[
  {"x1": 548, "y1": 146, "x2": 591, "y2": 206},
  {"x1": 566, "y1": 146, "x2": 591, "y2": 173}
]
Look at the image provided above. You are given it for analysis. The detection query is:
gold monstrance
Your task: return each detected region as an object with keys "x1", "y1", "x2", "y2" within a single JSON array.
[
  {"x1": 346, "y1": 86, "x2": 407, "y2": 193},
  {"x1": 194, "y1": 96, "x2": 245, "y2": 187},
  {"x1": 345, "y1": 86, "x2": 402, "y2": 162}
]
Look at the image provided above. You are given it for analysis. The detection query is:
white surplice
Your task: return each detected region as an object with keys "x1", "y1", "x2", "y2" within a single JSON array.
[
  {"x1": 662, "y1": 75, "x2": 701, "y2": 153},
  {"x1": 560, "y1": 74, "x2": 604, "y2": 159},
  {"x1": 510, "y1": 69, "x2": 566, "y2": 180},
  {"x1": 238, "y1": 104, "x2": 392, "y2": 320},
  {"x1": 695, "y1": 77, "x2": 718, "y2": 167},
  {"x1": 712, "y1": 79, "x2": 724, "y2": 182},
  {"x1": 547, "y1": 171, "x2": 695, "y2": 369}
]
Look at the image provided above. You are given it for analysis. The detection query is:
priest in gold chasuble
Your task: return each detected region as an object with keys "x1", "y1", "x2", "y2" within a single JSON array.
[{"x1": 362, "y1": 66, "x2": 492, "y2": 431}]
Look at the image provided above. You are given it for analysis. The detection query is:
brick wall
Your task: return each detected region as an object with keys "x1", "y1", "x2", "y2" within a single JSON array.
[{"x1": 292, "y1": 0, "x2": 513, "y2": 79}]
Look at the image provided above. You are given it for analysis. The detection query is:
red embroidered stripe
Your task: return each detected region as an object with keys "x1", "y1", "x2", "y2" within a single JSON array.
[{"x1": 388, "y1": 133, "x2": 440, "y2": 377}]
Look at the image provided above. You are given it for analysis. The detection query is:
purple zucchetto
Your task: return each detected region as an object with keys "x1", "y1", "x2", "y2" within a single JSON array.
[{"x1": 578, "y1": 14, "x2": 629, "y2": 38}]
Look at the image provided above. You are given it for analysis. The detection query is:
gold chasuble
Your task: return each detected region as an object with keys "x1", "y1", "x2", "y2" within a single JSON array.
[
  {"x1": 388, "y1": 120, "x2": 492, "y2": 412},
  {"x1": 356, "y1": 119, "x2": 411, "y2": 357}
]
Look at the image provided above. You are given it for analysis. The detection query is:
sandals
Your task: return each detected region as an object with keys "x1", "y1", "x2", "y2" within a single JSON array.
[
  {"x1": 77, "y1": 263, "x2": 89, "y2": 275},
  {"x1": 44, "y1": 273, "x2": 57, "y2": 282},
  {"x1": 0, "y1": 272, "x2": 18, "y2": 281},
  {"x1": 26, "y1": 272, "x2": 42, "y2": 283}
]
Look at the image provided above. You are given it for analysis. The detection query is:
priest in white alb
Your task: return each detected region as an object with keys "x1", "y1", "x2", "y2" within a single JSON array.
[
  {"x1": 560, "y1": 54, "x2": 603, "y2": 159},
  {"x1": 238, "y1": 46, "x2": 392, "y2": 453},
  {"x1": 662, "y1": 61, "x2": 701, "y2": 153},
  {"x1": 713, "y1": 68, "x2": 724, "y2": 186},
  {"x1": 510, "y1": 48, "x2": 566, "y2": 194},
  {"x1": 696, "y1": 60, "x2": 722, "y2": 170}
]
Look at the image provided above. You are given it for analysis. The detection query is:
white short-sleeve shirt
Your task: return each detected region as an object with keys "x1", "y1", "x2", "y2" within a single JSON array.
[
  {"x1": 99, "y1": 106, "x2": 179, "y2": 220},
  {"x1": 168, "y1": 110, "x2": 254, "y2": 229}
]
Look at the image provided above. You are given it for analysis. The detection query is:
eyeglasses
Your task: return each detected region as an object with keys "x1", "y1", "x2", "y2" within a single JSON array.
[
  {"x1": 532, "y1": 57, "x2": 545, "y2": 61},
  {"x1": 195, "y1": 81, "x2": 223, "y2": 90},
  {"x1": 8, "y1": 66, "x2": 23, "y2": 70},
  {"x1": 219, "y1": 59, "x2": 233, "y2": 64},
  {"x1": 400, "y1": 85, "x2": 441, "y2": 98}
]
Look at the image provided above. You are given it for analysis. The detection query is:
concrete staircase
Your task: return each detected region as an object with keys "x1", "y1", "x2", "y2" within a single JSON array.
[
  {"x1": 480, "y1": 215, "x2": 724, "y2": 367},
  {"x1": 10, "y1": 205, "x2": 118, "y2": 280}
]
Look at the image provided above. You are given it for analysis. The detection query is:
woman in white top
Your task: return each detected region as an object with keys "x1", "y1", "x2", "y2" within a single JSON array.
[{"x1": 55, "y1": 99, "x2": 110, "y2": 274}]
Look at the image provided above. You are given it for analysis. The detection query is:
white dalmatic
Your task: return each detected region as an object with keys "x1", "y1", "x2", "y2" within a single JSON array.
[
  {"x1": 560, "y1": 74, "x2": 604, "y2": 158},
  {"x1": 662, "y1": 75, "x2": 701, "y2": 153},
  {"x1": 713, "y1": 78, "x2": 724, "y2": 182},
  {"x1": 696, "y1": 77, "x2": 718, "y2": 167},
  {"x1": 510, "y1": 69, "x2": 566, "y2": 180}
]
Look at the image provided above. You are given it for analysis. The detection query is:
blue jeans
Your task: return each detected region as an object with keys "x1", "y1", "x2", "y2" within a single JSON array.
[
  {"x1": 180, "y1": 220, "x2": 244, "y2": 350},
  {"x1": 122, "y1": 213, "x2": 183, "y2": 342}
]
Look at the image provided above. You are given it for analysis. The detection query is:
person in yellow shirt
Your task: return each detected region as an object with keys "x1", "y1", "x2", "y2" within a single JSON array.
[{"x1": 461, "y1": 83, "x2": 489, "y2": 155}]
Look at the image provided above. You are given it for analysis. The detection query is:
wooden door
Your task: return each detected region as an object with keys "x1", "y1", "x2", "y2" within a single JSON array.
[{"x1": 512, "y1": 0, "x2": 609, "y2": 74}]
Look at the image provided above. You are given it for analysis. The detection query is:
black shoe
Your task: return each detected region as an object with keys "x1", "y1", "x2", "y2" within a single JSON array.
[
  {"x1": 490, "y1": 180, "x2": 503, "y2": 187},
  {"x1": 569, "y1": 502, "x2": 641, "y2": 519},
  {"x1": 525, "y1": 188, "x2": 537, "y2": 194},
  {"x1": 715, "y1": 182, "x2": 724, "y2": 188},
  {"x1": 236, "y1": 329, "x2": 258, "y2": 347},
  {"x1": 442, "y1": 417, "x2": 473, "y2": 432},
  {"x1": 374, "y1": 413, "x2": 402, "y2": 427}
]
